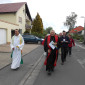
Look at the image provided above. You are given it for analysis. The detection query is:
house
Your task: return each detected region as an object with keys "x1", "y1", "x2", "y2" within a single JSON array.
[
  {"x1": 0, "y1": 2, "x2": 32, "y2": 44},
  {"x1": 69, "y1": 26, "x2": 84, "y2": 35}
]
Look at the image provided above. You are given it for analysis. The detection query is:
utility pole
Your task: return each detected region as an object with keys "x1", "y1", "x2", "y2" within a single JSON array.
[{"x1": 81, "y1": 16, "x2": 85, "y2": 44}]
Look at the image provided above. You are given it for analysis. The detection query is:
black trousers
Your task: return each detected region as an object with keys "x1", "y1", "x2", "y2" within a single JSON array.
[
  {"x1": 68, "y1": 47, "x2": 72, "y2": 55},
  {"x1": 61, "y1": 47, "x2": 68, "y2": 62}
]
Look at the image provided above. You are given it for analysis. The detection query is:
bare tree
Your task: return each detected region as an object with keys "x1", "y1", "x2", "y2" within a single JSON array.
[{"x1": 64, "y1": 12, "x2": 77, "y2": 31}]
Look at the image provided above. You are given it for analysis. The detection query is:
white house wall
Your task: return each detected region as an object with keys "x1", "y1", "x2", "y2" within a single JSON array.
[
  {"x1": 16, "y1": 4, "x2": 26, "y2": 34},
  {"x1": 81, "y1": 30, "x2": 84, "y2": 35},
  {"x1": 0, "y1": 20, "x2": 19, "y2": 43},
  {"x1": 0, "y1": 13, "x2": 16, "y2": 24}
]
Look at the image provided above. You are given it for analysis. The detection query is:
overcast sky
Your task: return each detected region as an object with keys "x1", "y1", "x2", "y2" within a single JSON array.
[{"x1": 0, "y1": 0, "x2": 85, "y2": 33}]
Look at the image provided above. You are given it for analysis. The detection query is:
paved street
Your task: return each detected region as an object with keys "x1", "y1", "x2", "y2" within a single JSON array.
[
  {"x1": 29, "y1": 43, "x2": 85, "y2": 85},
  {"x1": 0, "y1": 42, "x2": 85, "y2": 85},
  {"x1": 0, "y1": 45, "x2": 44, "y2": 85}
]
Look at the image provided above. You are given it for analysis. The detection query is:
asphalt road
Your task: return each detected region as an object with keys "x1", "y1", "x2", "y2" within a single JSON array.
[
  {"x1": 0, "y1": 45, "x2": 44, "y2": 85},
  {"x1": 33, "y1": 45, "x2": 85, "y2": 85}
]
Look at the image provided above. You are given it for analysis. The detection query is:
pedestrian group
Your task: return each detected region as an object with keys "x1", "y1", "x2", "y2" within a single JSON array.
[
  {"x1": 43, "y1": 30, "x2": 75, "y2": 75},
  {"x1": 10, "y1": 29, "x2": 75, "y2": 75}
]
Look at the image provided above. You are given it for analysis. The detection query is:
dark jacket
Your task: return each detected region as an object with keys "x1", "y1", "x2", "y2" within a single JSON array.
[{"x1": 60, "y1": 36, "x2": 70, "y2": 47}]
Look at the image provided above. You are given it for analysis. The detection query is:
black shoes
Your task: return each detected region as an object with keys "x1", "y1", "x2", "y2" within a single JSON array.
[{"x1": 48, "y1": 70, "x2": 51, "y2": 75}]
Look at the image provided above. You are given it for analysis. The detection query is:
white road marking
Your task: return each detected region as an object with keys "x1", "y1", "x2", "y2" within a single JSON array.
[
  {"x1": 75, "y1": 43, "x2": 85, "y2": 69},
  {"x1": 75, "y1": 43, "x2": 85, "y2": 49},
  {"x1": 77, "y1": 59, "x2": 85, "y2": 69}
]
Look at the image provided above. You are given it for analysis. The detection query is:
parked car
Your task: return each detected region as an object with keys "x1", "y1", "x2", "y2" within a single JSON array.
[{"x1": 22, "y1": 35, "x2": 43, "y2": 44}]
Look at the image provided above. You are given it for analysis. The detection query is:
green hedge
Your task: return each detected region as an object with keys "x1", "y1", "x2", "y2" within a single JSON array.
[
  {"x1": 73, "y1": 34, "x2": 84, "y2": 42},
  {"x1": 31, "y1": 32, "x2": 45, "y2": 38}
]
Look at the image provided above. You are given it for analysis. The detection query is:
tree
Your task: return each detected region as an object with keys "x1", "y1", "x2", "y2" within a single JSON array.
[
  {"x1": 46, "y1": 27, "x2": 53, "y2": 34},
  {"x1": 64, "y1": 12, "x2": 77, "y2": 31},
  {"x1": 43, "y1": 29, "x2": 47, "y2": 36},
  {"x1": 32, "y1": 13, "x2": 43, "y2": 34}
]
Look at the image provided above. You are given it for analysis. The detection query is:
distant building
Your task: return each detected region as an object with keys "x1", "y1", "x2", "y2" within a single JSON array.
[
  {"x1": 69, "y1": 26, "x2": 84, "y2": 35},
  {"x1": 0, "y1": 2, "x2": 32, "y2": 44}
]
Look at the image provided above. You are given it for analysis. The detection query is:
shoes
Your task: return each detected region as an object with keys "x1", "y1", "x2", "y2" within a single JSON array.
[{"x1": 48, "y1": 70, "x2": 51, "y2": 75}]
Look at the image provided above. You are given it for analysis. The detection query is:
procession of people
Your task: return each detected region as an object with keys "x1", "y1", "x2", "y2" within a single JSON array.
[
  {"x1": 43, "y1": 30, "x2": 75, "y2": 75},
  {"x1": 10, "y1": 29, "x2": 75, "y2": 75}
]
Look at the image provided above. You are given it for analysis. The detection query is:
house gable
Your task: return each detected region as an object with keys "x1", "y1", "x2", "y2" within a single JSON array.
[
  {"x1": 0, "y1": 2, "x2": 26, "y2": 13},
  {"x1": 0, "y1": 2, "x2": 32, "y2": 22}
]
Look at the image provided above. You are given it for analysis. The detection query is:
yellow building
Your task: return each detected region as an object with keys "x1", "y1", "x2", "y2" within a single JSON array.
[{"x1": 0, "y1": 2, "x2": 32, "y2": 44}]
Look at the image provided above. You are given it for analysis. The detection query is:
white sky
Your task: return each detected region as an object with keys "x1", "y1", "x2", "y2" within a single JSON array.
[{"x1": 0, "y1": 0, "x2": 85, "y2": 33}]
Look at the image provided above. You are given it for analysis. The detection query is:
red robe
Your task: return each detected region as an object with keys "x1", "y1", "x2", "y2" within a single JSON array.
[{"x1": 44, "y1": 35, "x2": 58, "y2": 66}]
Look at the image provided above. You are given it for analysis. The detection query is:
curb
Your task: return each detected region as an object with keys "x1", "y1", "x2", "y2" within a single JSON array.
[
  {"x1": 0, "y1": 46, "x2": 40, "y2": 70},
  {"x1": 0, "y1": 51, "x2": 11, "y2": 53},
  {"x1": 18, "y1": 53, "x2": 44, "y2": 85}
]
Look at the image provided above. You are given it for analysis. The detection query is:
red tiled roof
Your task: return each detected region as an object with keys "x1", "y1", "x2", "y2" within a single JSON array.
[
  {"x1": 0, "y1": 2, "x2": 26, "y2": 13},
  {"x1": 69, "y1": 26, "x2": 84, "y2": 33}
]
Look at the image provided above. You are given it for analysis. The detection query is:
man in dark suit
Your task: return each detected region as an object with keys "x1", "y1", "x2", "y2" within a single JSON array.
[{"x1": 60, "y1": 31, "x2": 70, "y2": 65}]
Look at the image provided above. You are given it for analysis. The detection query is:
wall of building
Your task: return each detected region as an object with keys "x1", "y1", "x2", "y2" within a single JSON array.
[
  {"x1": 0, "y1": 4, "x2": 32, "y2": 35},
  {"x1": 0, "y1": 20, "x2": 19, "y2": 43},
  {"x1": 0, "y1": 4, "x2": 32, "y2": 44},
  {"x1": 81, "y1": 30, "x2": 84, "y2": 35},
  {"x1": 16, "y1": 4, "x2": 26, "y2": 34},
  {"x1": 0, "y1": 13, "x2": 16, "y2": 24}
]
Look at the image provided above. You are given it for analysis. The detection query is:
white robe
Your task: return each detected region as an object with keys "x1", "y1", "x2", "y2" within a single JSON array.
[{"x1": 10, "y1": 34, "x2": 24, "y2": 69}]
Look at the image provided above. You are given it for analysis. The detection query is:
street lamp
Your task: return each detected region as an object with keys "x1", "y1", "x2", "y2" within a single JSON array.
[{"x1": 81, "y1": 16, "x2": 85, "y2": 44}]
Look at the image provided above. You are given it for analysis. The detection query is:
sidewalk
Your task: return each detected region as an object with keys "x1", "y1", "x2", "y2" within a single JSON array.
[
  {"x1": 75, "y1": 40, "x2": 85, "y2": 48},
  {"x1": 0, "y1": 44, "x2": 40, "y2": 69}
]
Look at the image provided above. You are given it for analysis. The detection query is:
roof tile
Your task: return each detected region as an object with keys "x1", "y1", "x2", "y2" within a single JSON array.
[
  {"x1": 0, "y1": 2, "x2": 26, "y2": 13},
  {"x1": 69, "y1": 26, "x2": 84, "y2": 33}
]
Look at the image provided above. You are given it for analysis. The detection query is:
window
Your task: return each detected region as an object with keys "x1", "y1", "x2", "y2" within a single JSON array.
[
  {"x1": 19, "y1": 17, "x2": 22, "y2": 23},
  {"x1": 23, "y1": 9, "x2": 25, "y2": 14}
]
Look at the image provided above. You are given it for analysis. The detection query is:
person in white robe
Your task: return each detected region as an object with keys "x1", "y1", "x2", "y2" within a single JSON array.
[{"x1": 10, "y1": 29, "x2": 24, "y2": 70}]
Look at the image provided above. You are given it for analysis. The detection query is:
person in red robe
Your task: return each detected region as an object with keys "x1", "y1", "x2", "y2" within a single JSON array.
[
  {"x1": 42, "y1": 34, "x2": 50, "y2": 46},
  {"x1": 44, "y1": 30, "x2": 60, "y2": 75},
  {"x1": 68, "y1": 34, "x2": 75, "y2": 56}
]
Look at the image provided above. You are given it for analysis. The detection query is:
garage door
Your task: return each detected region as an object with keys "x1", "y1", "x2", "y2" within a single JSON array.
[{"x1": 0, "y1": 29, "x2": 6, "y2": 45}]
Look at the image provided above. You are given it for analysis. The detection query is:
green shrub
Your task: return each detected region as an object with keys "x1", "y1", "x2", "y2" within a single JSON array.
[
  {"x1": 79, "y1": 39, "x2": 84, "y2": 42},
  {"x1": 24, "y1": 30, "x2": 29, "y2": 34},
  {"x1": 31, "y1": 32, "x2": 45, "y2": 38},
  {"x1": 73, "y1": 34, "x2": 84, "y2": 42}
]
